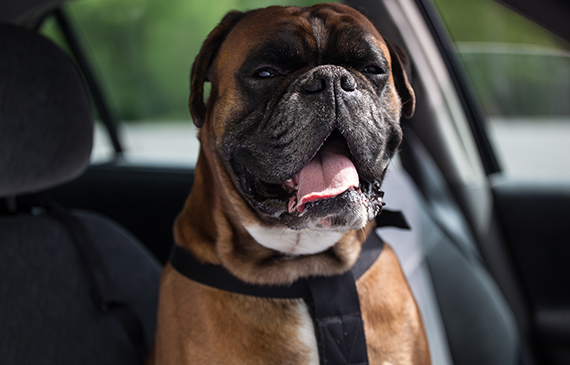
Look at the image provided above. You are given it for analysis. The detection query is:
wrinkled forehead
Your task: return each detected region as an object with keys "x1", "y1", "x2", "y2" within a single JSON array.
[{"x1": 214, "y1": 4, "x2": 390, "y2": 76}]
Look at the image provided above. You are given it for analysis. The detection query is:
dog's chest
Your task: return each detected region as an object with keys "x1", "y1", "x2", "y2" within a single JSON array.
[
  {"x1": 294, "y1": 299, "x2": 320, "y2": 365},
  {"x1": 244, "y1": 223, "x2": 344, "y2": 255},
  {"x1": 155, "y1": 268, "x2": 320, "y2": 364}
]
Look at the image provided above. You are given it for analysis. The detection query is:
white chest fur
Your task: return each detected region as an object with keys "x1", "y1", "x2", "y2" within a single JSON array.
[
  {"x1": 294, "y1": 300, "x2": 319, "y2": 365},
  {"x1": 244, "y1": 224, "x2": 344, "y2": 255}
]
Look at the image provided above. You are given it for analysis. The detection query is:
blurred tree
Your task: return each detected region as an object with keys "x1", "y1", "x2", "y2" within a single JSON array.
[
  {"x1": 44, "y1": 0, "x2": 568, "y2": 120},
  {"x1": 433, "y1": 0, "x2": 570, "y2": 117},
  {"x1": 433, "y1": 0, "x2": 567, "y2": 48}
]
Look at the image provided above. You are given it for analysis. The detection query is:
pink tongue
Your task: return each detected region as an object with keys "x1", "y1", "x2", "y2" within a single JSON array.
[{"x1": 290, "y1": 138, "x2": 359, "y2": 213}]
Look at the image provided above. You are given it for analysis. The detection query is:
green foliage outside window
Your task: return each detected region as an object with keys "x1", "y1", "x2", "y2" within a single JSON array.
[
  {"x1": 42, "y1": 0, "x2": 337, "y2": 122},
  {"x1": 42, "y1": 0, "x2": 570, "y2": 120},
  {"x1": 433, "y1": 0, "x2": 570, "y2": 117}
]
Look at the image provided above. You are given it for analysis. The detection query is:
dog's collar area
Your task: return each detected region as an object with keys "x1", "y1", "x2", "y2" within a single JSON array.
[{"x1": 169, "y1": 210, "x2": 409, "y2": 365}]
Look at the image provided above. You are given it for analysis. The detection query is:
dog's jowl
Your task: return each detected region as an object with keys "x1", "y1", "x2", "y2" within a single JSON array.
[{"x1": 150, "y1": 4, "x2": 430, "y2": 364}]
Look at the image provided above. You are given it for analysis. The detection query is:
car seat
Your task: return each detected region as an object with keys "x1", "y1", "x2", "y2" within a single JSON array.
[
  {"x1": 0, "y1": 24, "x2": 160, "y2": 364},
  {"x1": 379, "y1": 131, "x2": 532, "y2": 365}
]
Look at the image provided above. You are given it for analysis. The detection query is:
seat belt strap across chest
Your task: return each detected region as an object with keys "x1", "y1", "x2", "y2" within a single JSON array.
[{"x1": 170, "y1": 210, "x2": 409, "y2": 364}]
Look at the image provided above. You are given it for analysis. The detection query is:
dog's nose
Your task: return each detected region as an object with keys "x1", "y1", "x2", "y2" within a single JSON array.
[{"x1": 302, "y1": 67, "x2": 357, "y2": 95}]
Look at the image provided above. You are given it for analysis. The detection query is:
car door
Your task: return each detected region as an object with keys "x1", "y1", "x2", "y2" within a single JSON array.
[{"x1": 391, "y1": 0, "x2": 570, "y2": 363}]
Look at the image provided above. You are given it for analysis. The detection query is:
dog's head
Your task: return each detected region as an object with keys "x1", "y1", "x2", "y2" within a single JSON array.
[{"x1": 190, "y1": 4, "x2": 414, "y2": 244}]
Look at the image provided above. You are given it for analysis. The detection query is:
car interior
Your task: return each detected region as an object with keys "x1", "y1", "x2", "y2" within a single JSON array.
[
  {"x1": 1, "y1": 0, "x2": 569, "y2": 364},
  {"x1": 0, "y1": 23, "x2": 161, "y2": 364}
]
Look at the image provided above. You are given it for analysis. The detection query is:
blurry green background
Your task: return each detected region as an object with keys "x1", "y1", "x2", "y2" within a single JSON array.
[
  {"x1": 42, "y1": 0, "x2": 570, "y2": 121},
  {"x1": 42, "y1": 0, "x2": 337, "y2": 122},
  {"x1": 433, "y1": 0, "x2": 570, "y2": 117}
]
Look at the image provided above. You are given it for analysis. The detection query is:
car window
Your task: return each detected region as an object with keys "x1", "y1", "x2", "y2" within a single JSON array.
[
  {"x1": 40, "y1": 0, "x2": 338, "y2": 167},
  {"x1": 433, "y1": 0, "x2": 570, "y2": 179}
]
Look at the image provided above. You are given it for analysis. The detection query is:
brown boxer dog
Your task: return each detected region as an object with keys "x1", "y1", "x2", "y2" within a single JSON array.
[{"x1": 151, "y1": 3, "x2": 430, "y2": 364}]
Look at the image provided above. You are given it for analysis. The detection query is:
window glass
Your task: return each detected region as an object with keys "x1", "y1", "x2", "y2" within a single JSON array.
[
  {"x1": 41, "y1": 0, "x2": 337, "y2": 167},
  {"x1": 433, "y1": 0, "x2": 570, "y2": 179}
]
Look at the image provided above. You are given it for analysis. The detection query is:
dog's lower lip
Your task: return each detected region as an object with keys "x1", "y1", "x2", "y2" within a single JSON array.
[{"x1": 286, "y1": 182, "x2": 371, "y2": 217}]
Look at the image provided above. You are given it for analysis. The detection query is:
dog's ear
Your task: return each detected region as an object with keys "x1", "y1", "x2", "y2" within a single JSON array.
[
  {"x1": 386, "y1": 40, "x2": 416, "y2": 119},
  {"x1": 189, "y1": 11, "x2": 246, "y2": 128}
]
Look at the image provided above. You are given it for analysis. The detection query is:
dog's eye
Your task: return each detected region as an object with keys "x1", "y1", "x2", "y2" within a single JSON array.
[
  {"x1": 363, "y1": 65, "x2": 385, "y2": 75},
  {"x1": 255, "y1": 68, "x2": 278, "y2": 78}
]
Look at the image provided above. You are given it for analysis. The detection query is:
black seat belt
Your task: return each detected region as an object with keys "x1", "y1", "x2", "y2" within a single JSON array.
[
  {"x1": 170, "y1": 210, "x2": 410, "y2": 365},
  {"x1": 51, "y1": 205, "x2": 147, "y2": 364}
]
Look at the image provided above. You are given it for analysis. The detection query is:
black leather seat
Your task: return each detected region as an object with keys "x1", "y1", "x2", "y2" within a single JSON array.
[{"x1": 0, "y1": 24, "x2": 160, "y2": 364}]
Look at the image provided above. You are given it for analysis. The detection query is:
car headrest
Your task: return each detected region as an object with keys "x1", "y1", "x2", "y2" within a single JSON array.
[{"x1": 0, "y1": 24, "x2": 92, "y2": 198}]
